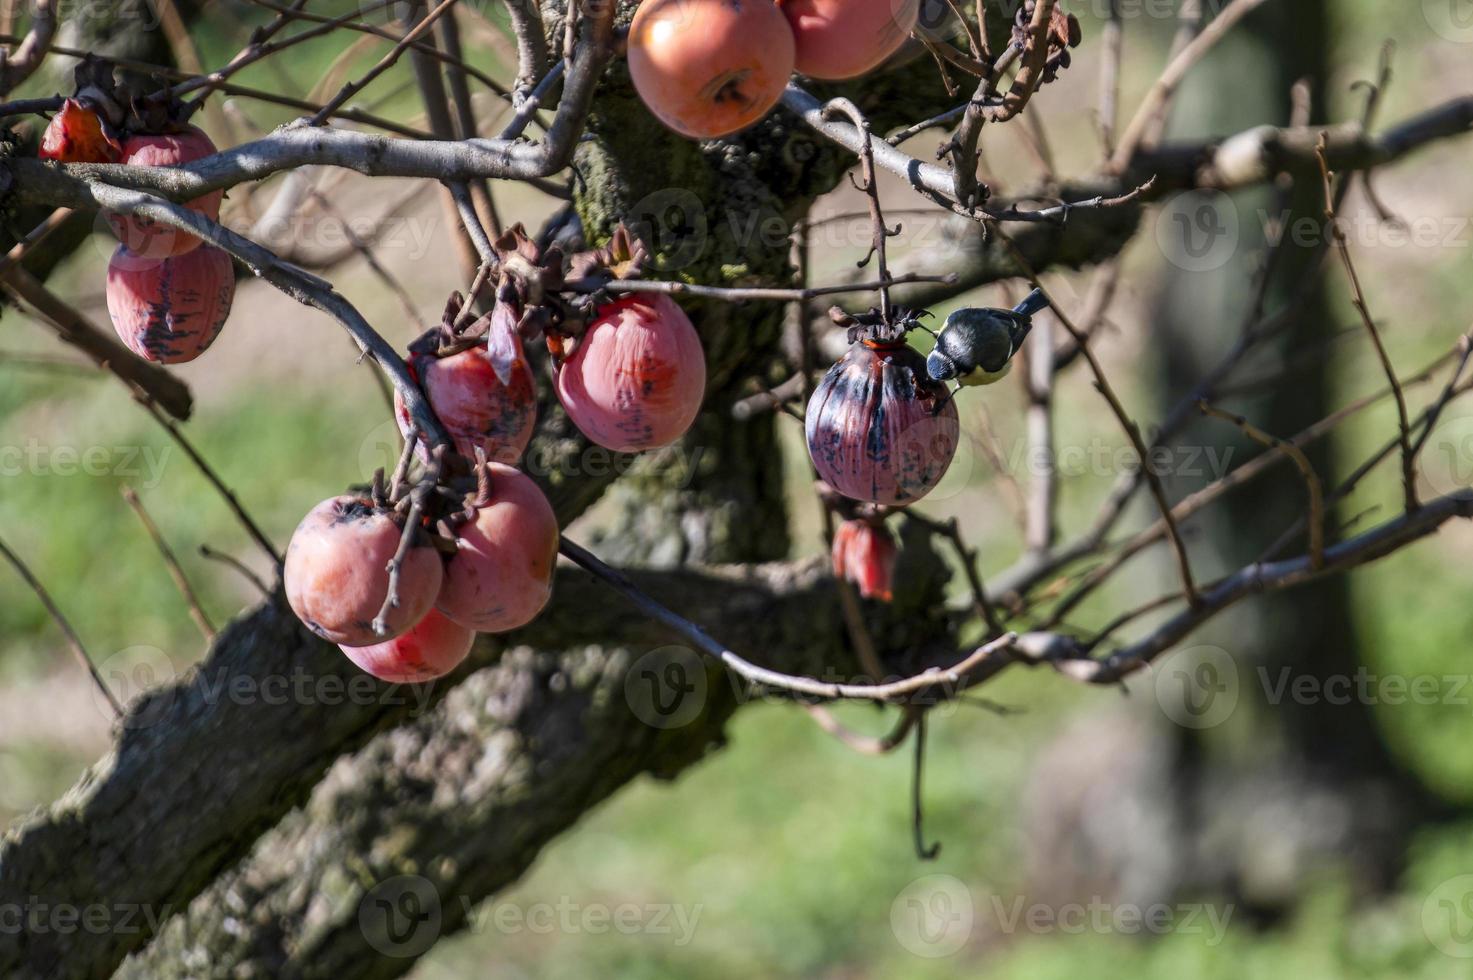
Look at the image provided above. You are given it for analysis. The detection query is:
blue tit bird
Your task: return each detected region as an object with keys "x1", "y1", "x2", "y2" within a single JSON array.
[{"x1": 925, "y1": 288, "x2": 1048, "y2": 387}]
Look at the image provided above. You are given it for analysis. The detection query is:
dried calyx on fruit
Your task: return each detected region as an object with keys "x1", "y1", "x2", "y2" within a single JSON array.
[
  {"x1": 550, "y1": 227, "x2": 707, "y2": 452},
  {"x1": 396, "y1": 291, "x2": 538, "y2": 465},
  {"x1": 806, "y1": 307, "x2": 959, "y2": 505},
  {"x1": 1012, "y1": 1, "x2": 1083, "y2": 86}
]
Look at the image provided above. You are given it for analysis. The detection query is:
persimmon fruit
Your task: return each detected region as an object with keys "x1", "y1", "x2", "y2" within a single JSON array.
[
  {"x1": 555, "y1": 294, "x2": 706, "y2": 452},
  {"x1": 627, "y1": 0, "x2": 796, "y2": 139},
  {"x1": 339, "y1": 609, "x2": 475, "y2": 683},
  {"x1": 107, "y1": 127, "x2": 224, "y2": 258},
  {"x1": 285, "y1": 495, "x2": 443, "y2": 646},
  {"x1": 105, "y1": 243, "x2": 235, "y2": 364},
  {"x1": 778, "y1": 0, "x2": 918, "y2": 80},
  {"x1": 438, "y1": 463, "x2": 559, "y2": 633}
]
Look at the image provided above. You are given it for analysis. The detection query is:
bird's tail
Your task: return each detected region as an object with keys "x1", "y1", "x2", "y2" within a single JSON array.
[{"x1": 1013, "y1": 288, "x2": 1049, "y2": 319}]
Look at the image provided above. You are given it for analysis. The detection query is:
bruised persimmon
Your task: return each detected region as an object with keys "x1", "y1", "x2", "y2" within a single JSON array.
[
  {"x1": 105, "y1": 243, "x2": 235, "y2": 364},
  {"x1": 806, "y1": 333, "x2": 958, "y2": 504},
  {"x1": 778, "y1": 0, "x2": 918, "y2": 81},
  {"x1": 285, "y1": 495, "x2": 443, "y2": 646},
  {"x1": 339, "y1": 609, "x2": 475, "y2": 683},
  {"x1": 555, "y1": 294, "x2": 706, "y2": 452},
  {"x1": 627, "y1": 0, "x2": 796, "y2": 139}
]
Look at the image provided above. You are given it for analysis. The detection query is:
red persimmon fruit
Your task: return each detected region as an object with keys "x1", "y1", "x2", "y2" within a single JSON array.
[
  {"x1": 438, "y1": 463, "x2": 559, "y2": 633},
  {"x1": 831, "y1": 518, "x2": 897, "y2": 601},
  {"x1": 107, "y1": 127, "x2": 224, "y2": 258},
  {"x1": 395, "y1": 301, "x2": 537, "y2": 464},
  {"x1": 555, "y1": 294, "x2": 706, "y2": 452},
  {"x1": 627, "y1": 0, "x2": 796, "y2": 139},
  {"x1": 285, "y1": 495, "x2": 444, "y2": 646},
  {"x1": 105, "y1": 243, "x2": 235, "y2": 364},
  {"x1": 38, "y1": 99, "x2": 122, "y2": 163},
  {"x1": 778, "y1": 0, "x2": 919, "y2": 81},
  {"x1": 339, "y1": 608, "x2": 475, "y2": 683}
]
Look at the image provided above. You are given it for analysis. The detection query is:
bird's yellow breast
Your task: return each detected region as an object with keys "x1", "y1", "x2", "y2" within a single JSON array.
[{"x1": 959, "y1": 361, "x2": 1013, "y2": 387}]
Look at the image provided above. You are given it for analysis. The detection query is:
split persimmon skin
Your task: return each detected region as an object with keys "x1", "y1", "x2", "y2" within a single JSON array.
[
  {"x1": 627, "y1": 0, "x2": 796, "y2": 139},
  {"x1": 38, "y1": 99, "x2": 121, "y2": 163},
  {"x1": 285, "y1": 496, "x2": 443, "y2": 647},
  {"x1": 779, "y1": 0, "x2": 919, "y2": 81},
  {"x1": 556, "y1": 295, "x2": 707, "y2": 453},
  {"x1": 340, "y1": 609, "x2": 475, "y2": 683}
]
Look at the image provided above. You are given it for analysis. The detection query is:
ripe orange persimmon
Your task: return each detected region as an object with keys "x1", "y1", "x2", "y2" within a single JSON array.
[
  {"x1": 778, "y1": 0, "x2": 918, "y2": 81},
  {"x1": 627, "y1": 0, "x2": 796, "y2": 139}
]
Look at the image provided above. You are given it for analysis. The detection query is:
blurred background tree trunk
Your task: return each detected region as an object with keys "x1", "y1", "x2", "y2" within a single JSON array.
[{"x1": 1025, "y1": 0, "x2": 1449, "y2": 918}]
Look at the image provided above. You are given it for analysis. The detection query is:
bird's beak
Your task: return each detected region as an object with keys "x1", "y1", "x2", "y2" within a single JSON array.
[{"x1": 926, "y1": 350, "x2": 956, "y2": 381}]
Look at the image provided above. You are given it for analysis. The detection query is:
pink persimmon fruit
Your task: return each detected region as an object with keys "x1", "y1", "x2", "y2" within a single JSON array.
[
  {"x1": 395, "y1": 302, "x2": 538, "y2": 464},
  {"x1": 339, "y1": 609, "x2": 475, "y2": 683},
  {"x1": 285, "y1": 495, "x2": 443, "y2": 646},
  {"x1": 107, "y1": 127, "x2": 224, "y2": 258},
  {"x1": 778, "y1": 0, "x2": 919, "y2": 81},
  {"x1": 627, "y1": 0, "x2": 796, "y2": 139},
  {"x1": 555, "y1": 294, "x2": 706, "y2": 452},
  {"x1": 105, "y1": 243, "x2": 235, "y2": 364},
  {"x1": 805, "y1": 338, "x2": 959, "y2": 504},
  {"x1": 438, "y1": 463, "x2": 559, "y2": 633}
]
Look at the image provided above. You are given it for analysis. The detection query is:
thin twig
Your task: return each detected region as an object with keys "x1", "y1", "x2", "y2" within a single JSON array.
[
  {"x1": 199, "y1": 545, "x2": 273, "y2": 597},
  {"x1": 0, "y1": 533, "x2": 122, "y2": 717},
  {"x1": 993, "y1": 230, "x2": 1200, "y2": 607},
  {"x1": 559, "y1": 537, "x2": 1019, "y2": 703},
  {"x1": 912, "y1": 714, "x2": 940, "y2": 860},
  {"x1": 138, "y1": 400, "x2": 283, "y2": 569},
  {"x1": 1109, "y1": 0, "x2": 1268, "y2": 171},
  {"x1": 1199, "y1": 403, "x2": 1324, "y2": 569},
  {"x1": 121, "y1": 487, "x2": 217, "y2": 641},
  {"x1": 1315, "y1": 133, "x2": 1417, "y2": 513},
  {"x1": 801, "y1": 704, "x2": 917, "y2": 755}
]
